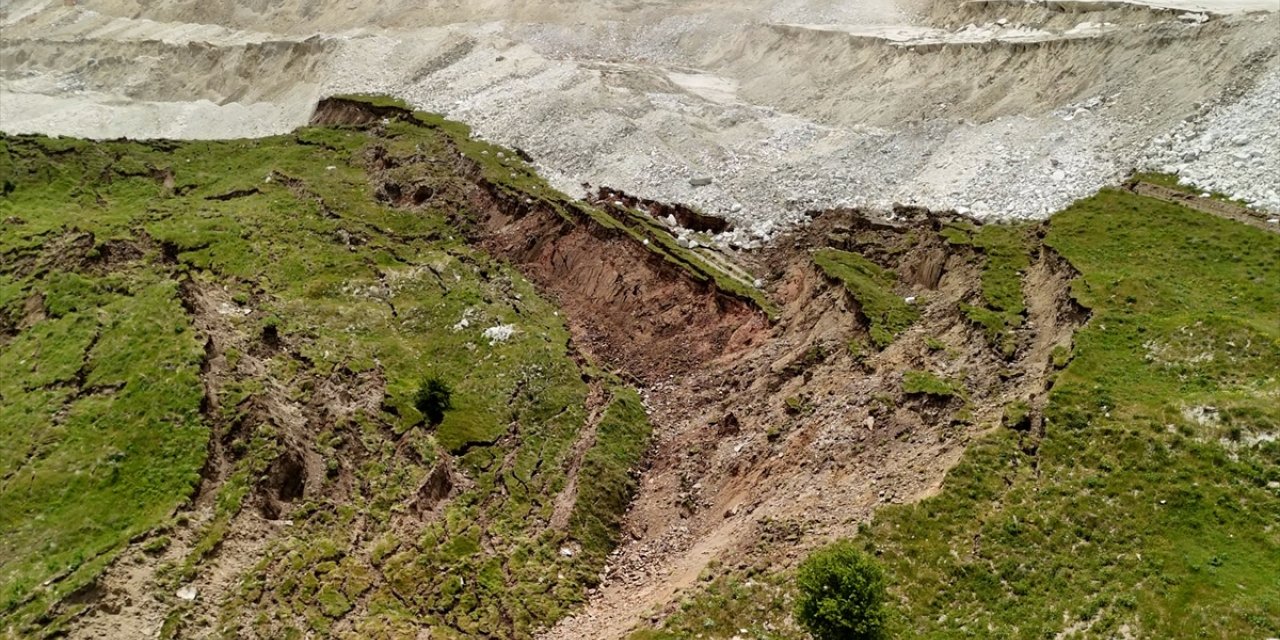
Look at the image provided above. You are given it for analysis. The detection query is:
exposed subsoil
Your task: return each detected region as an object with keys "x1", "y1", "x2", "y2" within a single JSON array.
[
  {"x1": 327, "y1": 100, "x2": 1089, "y2": 637},
  {"x1": 542, "y1": 208, "x2": 1087, "y2": 638}
]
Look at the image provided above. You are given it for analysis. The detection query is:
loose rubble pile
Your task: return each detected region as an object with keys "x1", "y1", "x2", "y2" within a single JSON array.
[
  {"x1": 1, "y1": 0, "x2": 1277, "y2": 238},
  {"x1": 1146, "y1": 66, "x2": 1280, "y2": 212}
]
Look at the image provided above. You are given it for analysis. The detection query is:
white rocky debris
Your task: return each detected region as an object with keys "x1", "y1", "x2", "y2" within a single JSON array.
[
  {"x1": 0, "y1": 0, "x2": 1276, "y2": 243},
  {"x1": 482, "y1": 324, "x2": 517, "y2": 344},
  {"x1": 1145, "y1": 66, "x2": 1280, "y2": 213}
]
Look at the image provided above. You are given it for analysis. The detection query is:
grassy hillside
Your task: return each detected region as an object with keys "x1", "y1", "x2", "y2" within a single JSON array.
[
  {"x1": 0, "y1": 109, "x2": 651, "y2": 638},
  {"x1": 631, "y1": 188, "x2": 1280, "y2": 639}
]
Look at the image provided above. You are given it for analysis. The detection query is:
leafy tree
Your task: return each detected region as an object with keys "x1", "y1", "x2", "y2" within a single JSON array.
[
  {"x1": 415, "y1": 377, "x2": 453, "y2": 426},
  {"x1": 795, "y1": 540, "x2": 889, "y2": 640}
]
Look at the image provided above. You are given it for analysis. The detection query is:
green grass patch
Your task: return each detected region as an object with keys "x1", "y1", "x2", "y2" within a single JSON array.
[
  {"x1": 861, "y1": 188, "x2": 1280, "y2": 638},
  {"x1": 1, "y1": 112, "x2": 651, "y2": 637},
  {"x1": 0, "y1": 272, "x2": 206, "y2": 624},
  {"x1": 961, "y1": 223, "x2": 1032, "y2": 356},
  {"x1": 940, "y1": 220, "x2": 976, "y2": 246},
  {"x1": 812, "y1": 248, "x2": 919, "y2": 348},
  {"x1": 901, "y1": 370, "x2": 963, "y2": 398},
  {"x1": 570, "y1": 388, "x2": 653, "y2": 558}
]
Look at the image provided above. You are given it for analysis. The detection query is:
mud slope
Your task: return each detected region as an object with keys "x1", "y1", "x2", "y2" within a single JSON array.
[{"x1": 2, "y1": 0, "x2": 1278, "y2": 227}]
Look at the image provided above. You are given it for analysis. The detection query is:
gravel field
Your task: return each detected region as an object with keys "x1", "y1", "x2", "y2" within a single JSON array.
[{"x1": 2, "y1": 0, "x2": 1277, "y2": 240}]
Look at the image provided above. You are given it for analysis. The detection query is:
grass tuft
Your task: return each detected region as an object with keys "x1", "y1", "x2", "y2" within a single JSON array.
[{"x1": 812, "y1": 248, "x2": 919, "y2": 348}]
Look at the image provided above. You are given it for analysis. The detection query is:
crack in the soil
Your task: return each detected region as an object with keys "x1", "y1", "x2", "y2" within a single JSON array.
[
  {"x1": 204, "y1": 187, "x2": 261, "y2": 202},
  {"x1": 548, "y1": 381, "x2": 612, "y2": 532}
]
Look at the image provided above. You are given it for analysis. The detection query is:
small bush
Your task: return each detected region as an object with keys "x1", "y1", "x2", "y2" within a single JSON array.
[
  {"x1": 795, "y1": 540, "x2": 889, "y2": 640},
  {"x1": 784, "y1": 395, "x2": 813, "y2": 415},
  {"x1": 414, "y1": 377, "x2": 453, "y2": 426}
]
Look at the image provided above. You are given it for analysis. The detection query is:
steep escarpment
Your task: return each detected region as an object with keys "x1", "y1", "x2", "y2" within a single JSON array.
[
  {"x1": 612, "y1": 192, "x2": 1280, "y2": 639},
  {"x1": 312, "y1": 96, "x2": 772, "y2": 380},
  {"x1": 546, "y1": 203, "x2": 1092, "y2": 638}
]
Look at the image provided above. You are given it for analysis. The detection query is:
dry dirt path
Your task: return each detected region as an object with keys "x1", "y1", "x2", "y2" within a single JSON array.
[{"x1": 1128, "y1": 181, "x2": 1280, "y2": 234}]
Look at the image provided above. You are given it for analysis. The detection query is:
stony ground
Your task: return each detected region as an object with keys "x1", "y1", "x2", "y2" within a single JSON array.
[{"x1": 2, "y1": 0, "x2": 1278, "y2": 239}]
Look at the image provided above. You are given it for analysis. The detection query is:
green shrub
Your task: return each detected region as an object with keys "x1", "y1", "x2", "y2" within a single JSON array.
[
  {"x1": 795, "y1": 540, "x2": 889, "y2": 640},
  {"x1": 414, "y1": 377, "x2": 453, "y2": 426}
]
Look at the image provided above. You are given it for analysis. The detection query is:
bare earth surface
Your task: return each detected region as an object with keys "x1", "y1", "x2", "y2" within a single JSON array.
[{"x1": 539, "y1": 211, "x2": 1085, "y2": 638}]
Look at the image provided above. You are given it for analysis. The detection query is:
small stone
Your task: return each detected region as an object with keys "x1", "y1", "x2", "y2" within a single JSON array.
[
  {"x1": 176, "y1": 585, "x2": 198, "y2": 601},
  {"x1": 689, "y1": 176, "x2": 713, "y2": 187}
]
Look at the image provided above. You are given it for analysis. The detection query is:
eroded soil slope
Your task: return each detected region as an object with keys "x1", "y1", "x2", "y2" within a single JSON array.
[
  {"x1": 3, "y1": 97, "x2": 1276, "y2": 640},
  {"x1": 613, "y1": 194, "x2": 1280, "y2": 640}
]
